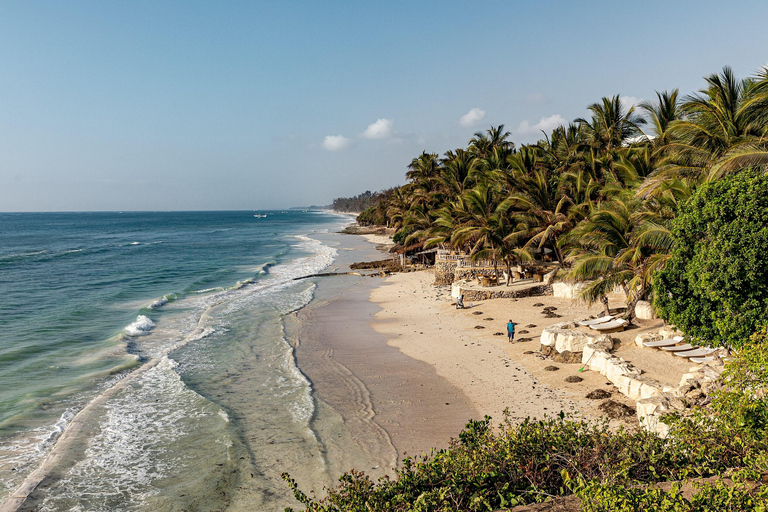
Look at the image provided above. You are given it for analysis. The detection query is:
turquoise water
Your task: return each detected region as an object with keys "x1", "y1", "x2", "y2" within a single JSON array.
[{"x1": 0, "y1": 210, "x2": 354, "y2": 510}]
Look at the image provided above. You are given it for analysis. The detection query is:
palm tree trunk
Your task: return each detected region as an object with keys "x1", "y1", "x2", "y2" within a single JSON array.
[
  {"x1": 601, "y1": 295, "x2": 610, "y2": 316},
  {"x1": 625, "y1": 285, "x2": 647, "y2": 324},
  {"x1": 505, "y1": 259, "x2": 512, "y2": 286},
  {"x1": 545, "y1": 264, "x2": 561, "y2": 286}
]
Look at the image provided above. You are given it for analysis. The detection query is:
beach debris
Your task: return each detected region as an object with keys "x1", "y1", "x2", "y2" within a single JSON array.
[
  {"x1": 525, "y1": 324, "x2": 537, "y2": 328},
  {"x1": 483, "y1": 317, "x2": 494, "y2": 321},
  {"x1": 472, "y1": 311, "x2": 483, "y2": 315},
  {"x1": 474, "y1": 325, "x2": 485, "y2": 329},
  {"x1": 598, "y1": 399, "x2": 636, "y2": 419},
  {"x1": 533, "y1": 303, "x2": 544, "y2": 307},
  {"x1": 544, "y1": 365, "x2": 559, "y2": 371},
  {"x1": 523, "y1": 351, "x2": 535, "y2": 354},
  {"x1": 493, "y1": 332, "x2": 504, "y2": 336},
  {"x1": 565, "y1": 375, "x2": 584, "y2": 383},
  {"x1": 586, "y1": 389, "x2": 612, "y2": 400}
]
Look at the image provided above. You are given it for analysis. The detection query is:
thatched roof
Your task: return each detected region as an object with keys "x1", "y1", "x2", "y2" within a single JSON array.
[{"x1": 389, "y1": 242, "x2": 423, "y2": 255}]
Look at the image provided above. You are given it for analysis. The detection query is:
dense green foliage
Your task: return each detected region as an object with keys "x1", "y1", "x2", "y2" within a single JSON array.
[
  {"x1": 332, "y1": 189, "x2": 395, "y2": 215},
  {"x1": 283, "y1": 338, "x2": 768, "y2": 510},
  {"x1": 342, "y1": 66, "x2": 768, "y2": 324},
  {"x1": 576, "y1": 480, "x2": 768, "y2": 511},
  {"x1": 654, "y1": 170, "x2": 768, "y2": 348}
]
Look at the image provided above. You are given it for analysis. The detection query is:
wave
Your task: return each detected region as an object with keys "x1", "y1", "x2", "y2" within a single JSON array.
[
  {"x1": 124, "y1": 315, "x2": 155, "y2": 337},
  {"x1": 148, "y1": 293, "x2": 177, "y2": 309}
]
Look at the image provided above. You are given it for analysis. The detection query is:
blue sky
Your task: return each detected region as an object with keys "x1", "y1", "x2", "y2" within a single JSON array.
[{"x1": 1, "y1": 0, "x2": 768, "y2": 211}]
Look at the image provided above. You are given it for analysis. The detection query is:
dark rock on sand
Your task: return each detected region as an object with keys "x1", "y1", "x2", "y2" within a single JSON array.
[
  {"x1": 493, "y1": 332, "x2": 504, "y2": 336},
  {"x1": 523, "y1": 351, "x2": 535, "y2": 354},
  {"x1": 533, "y1": 303, "x2": 544, "y2": 307},
  {"x1": 474, "y1": 325, "x2": 485, "y2": 329},
  {"x1": 518, "y1": 330, "x2": 529, "y2": 334},
  {"x1": 586, "y1": 389, "x2": 612, "y2": 400},
  {"x1": 472, "y1": 311, "x2": 483, "y2": 315},
  {"x1": 525, "y1": 324, "x2": 537, "y2": 328},
  {"x1": 483, "y1": 317, "x2": 494, "y2": 321},
  {"x1": 598, "y1": 399, "x2": 636, "y2": 419},
  {"x1": 544, "y1": 366, "x2": 559, "y2": 371},
  {"x1": 565, "y1": 375, "x2": 584, "y2": 383},
  {"x1": 517, "y1": 337, "x2": 532, "y2": 342}
]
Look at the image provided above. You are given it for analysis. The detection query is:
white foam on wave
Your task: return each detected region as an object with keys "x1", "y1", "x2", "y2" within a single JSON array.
[
  {"x1": 148, "y1": 293, "x2": 177, "y2": 310},
  {"x1": 37, "y1": 356, "x2": 233, "y2": 510},
  {"x1": 124, "y1": 315, "x2": 155, "y2": 337},
  {"x1": 0, "y1": 408, "x2": 78, "y2": 498}
]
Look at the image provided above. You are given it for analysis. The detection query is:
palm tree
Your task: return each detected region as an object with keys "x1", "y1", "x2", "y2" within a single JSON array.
[
  {"x1": 564, "y1": 193, "x2": 673, "y2": 321},
  {"x1": 468, "y1": 125, "x2": 514, "y2": 158},
  {"x1": 576, "y1": 95, "x2": 646, "y2": 152},
  {"x1": 639, "y1": 89, "x2": 682, "y2": 148},
  {"x1": 450, "y1": 183, "x2": 528, "y2": 283},
  {"x1": 660, "y1": 67, "x2": 768, "y2": 182}
]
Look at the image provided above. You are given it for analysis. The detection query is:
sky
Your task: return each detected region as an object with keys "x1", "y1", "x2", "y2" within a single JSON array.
[{"x1": 1, "y1": 1, "x2": 768, "y2": 211}]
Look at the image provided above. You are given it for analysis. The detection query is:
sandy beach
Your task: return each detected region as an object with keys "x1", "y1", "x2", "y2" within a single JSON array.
[
  {"x1": 369, "y1": 271, "x2": 681, "y2": 429},
  {"x1": 292, "y1": 231, "x2": 700, "y2": 476}
]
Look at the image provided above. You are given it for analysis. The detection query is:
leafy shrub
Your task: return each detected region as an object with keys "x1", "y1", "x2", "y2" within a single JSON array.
[
  {"x1": 653, "y1": 169, "x2": 768, "y2": 348},
  {"x1": 576, "y1": 480, "x2": 768, "y2": 511},
  {"x1": 392, "y1": 227, "x2": 415, "y2": 245}
]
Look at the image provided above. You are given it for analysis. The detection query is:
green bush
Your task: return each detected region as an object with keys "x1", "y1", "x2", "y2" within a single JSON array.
[
  {"x1": 653, "y1": 169, "x2": 768, "y2": 348},
  {"x1": 392, "y1": 227, "x2": 415, "y2": 245},
  {"x1": 576, "y1": 480, "x2": 768, "y2": 511}
]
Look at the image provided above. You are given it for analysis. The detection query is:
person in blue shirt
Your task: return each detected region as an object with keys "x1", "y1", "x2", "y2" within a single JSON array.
[{"x1": 507, "y1": 319, "x2": 516, "y2": 342}]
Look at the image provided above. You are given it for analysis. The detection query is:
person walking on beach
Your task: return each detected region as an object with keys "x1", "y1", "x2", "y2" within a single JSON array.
[{"x1": 507, "y1": 319, "x2": 516, "y2": 342}]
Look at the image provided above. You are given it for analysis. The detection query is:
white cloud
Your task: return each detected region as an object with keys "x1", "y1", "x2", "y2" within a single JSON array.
[
  {"x1": 322, "y1": 134, "x2": 352, "y2": 151},
  {"x1": 516, "y1": 114, "x2": 567, "y2": 136},
  {"x1": 459, "y1": 108, "x2": 486, "y2": 127},
  {"x1": 361, "y1": 118, "x2": 394, "y2": 139}
]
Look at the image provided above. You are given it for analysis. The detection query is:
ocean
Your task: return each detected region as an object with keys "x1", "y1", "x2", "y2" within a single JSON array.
[{"x1": 0, "y1": 210, "x2": 377, "y2": 511}]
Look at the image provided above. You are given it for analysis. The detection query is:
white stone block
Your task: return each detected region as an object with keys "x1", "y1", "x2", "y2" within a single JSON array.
[
  {"x1": 552, "y1": 282, "x2": 586, "y2": 299},
  {"x1": 635, "y1": 300, "x2": 657, "y2": 320}
]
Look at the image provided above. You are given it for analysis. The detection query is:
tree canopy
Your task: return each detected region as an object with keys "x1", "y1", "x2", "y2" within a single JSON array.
[
  {"x1": 336, "y1": 65, "x2": 768, "y2": 331},
  {"x1": 653, "y1": 169, "x2": 768, "y2": 348}
]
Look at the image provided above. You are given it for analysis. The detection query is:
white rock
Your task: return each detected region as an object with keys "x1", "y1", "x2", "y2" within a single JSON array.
[
  {"x1": 659, "y1": 325, "x2": 683, "y2": 338},
  {"x1": 552, "y1": 282, "x2": 586, "y2": 299},
  {"x1": 635, "y1": 300, "x2": 657, "y2": 319}
]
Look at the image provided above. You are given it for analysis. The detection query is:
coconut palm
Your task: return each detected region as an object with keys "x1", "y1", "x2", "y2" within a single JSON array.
[
  {"x1": 576, "y1": 95, "x2": 646, "y2": 152},
  {"x1": 450, "y1": 183, "x2": 528, "y2": 283}
]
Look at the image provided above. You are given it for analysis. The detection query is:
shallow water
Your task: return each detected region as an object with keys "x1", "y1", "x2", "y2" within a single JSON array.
[{"x1": 0, "y1": 210, "x2": 382, "y2": 511}]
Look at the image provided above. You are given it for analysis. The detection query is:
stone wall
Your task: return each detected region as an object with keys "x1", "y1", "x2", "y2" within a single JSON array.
[
  {"x1": 552, "y1": 282, "x2": 586, "y2": 299},
  {"x1": 579, "y1": 334, "x2": 726, "y2": 437},
  {"x1": 459, "y1": 284, "x2": 552, "y2": 302},
  {"x1": 540, "y1": 321, "x2": 613, "y2": 352},
  {"x1": 453, "y1": 267, "x2": 503, "y2": 282},
  {"x1": 434, "y1": 259, "x2": 458, "y2": 285}
]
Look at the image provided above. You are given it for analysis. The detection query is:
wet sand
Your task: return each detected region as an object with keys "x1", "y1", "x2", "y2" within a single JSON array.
[{"x1": 295, "y1": 278, "x2": 478, "y2": 467}]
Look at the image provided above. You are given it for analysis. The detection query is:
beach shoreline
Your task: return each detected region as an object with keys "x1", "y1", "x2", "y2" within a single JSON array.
[{"x1": 291, "y1": 227, "x2": 665, "y2": 486}]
